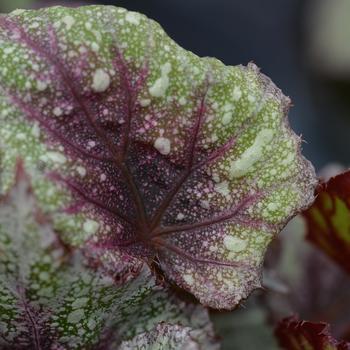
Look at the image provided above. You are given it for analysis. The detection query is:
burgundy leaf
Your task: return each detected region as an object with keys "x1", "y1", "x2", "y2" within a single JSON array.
[
  {"x1": 303, "y1": 171, "x2": 350, "y2": 274},
  {"x1": 275, "y1": 316, "x2": 350, "y2": 350}
]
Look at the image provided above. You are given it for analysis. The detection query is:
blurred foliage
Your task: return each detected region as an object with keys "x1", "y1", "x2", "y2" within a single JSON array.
[
  {"x1": 212, "y1": 297, "x2": 279, "y2": 350},
  {"x1": 303, "y1": 171, "x2": 350, "y2": 274},
  {"x1": 275, "y1": 316, "x2": 350, "y2": 350},
  {"x1": 264, "y1": 217, "x2": 350, "y2": 339},
  {"x1": 212, "y1": 214, "x2": 350, "y2": 349},
  {"x1": 307, "y1": 0, "x2": 350, "y2": 80}
]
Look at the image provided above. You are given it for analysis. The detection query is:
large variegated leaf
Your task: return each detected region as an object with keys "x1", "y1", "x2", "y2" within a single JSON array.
[
  {"x1": 0, "y1": 163, "x2": 217, "y2": 349},
  {"x1": 0, "y1": 5, "x2": 316, "y2": 309}
]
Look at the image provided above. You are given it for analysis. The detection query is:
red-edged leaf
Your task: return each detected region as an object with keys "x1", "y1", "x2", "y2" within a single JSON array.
[
  {"x1": 0, "y1": 6, "x2": 316, "y2": 309},
  {"x1": 275, "y1": 316, "x2": 350, "y2": 350},
  {"x1": 303, "y1": 171, "x2": 350, "y2": 274}
]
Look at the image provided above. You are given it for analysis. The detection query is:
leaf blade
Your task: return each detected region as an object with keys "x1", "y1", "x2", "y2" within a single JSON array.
[
  {"x1": 0, "y1": 5, "x2": 316, "y2": 309},
  {"x1": 0, "y1": 163, "x2": 217, "y2": 348},
  {"x1": 303, "y1": 171, "x2": 350, "y2": 274},
  {"x1": 275, "y1": 316, "x2": 350, "y2": 350}
]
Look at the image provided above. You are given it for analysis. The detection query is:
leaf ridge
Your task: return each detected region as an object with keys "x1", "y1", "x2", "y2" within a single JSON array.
[
  {"x1": 152, "y1": 237, "x2": 249, "y2": 269},
  {"x1": 0, "y1": 6, "x2": 317, "y2": 310},
  {"x1": 149, "y1": 72, "x2": 281, "y2": 231},
  {"x1": 5, "y1": 91, "x2": 113, "y2": 163},
  {"x1": 1, "y1": 17, "x2": 150, "y2": 227},
  {"x1": 52, "y1": 174, "x2": 134, "y2": 227},
  {"x1": 149, "y1": 83, "x2": 211, "y2": 229}
]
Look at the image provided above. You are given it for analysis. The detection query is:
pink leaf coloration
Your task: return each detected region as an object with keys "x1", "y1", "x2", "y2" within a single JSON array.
[{"x1": 0, "y1": 6, "x2": 316, "y2": 309}]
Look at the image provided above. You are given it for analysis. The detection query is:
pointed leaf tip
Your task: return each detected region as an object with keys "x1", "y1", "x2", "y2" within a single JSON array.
[{"x1": 0, "y1": 5, "x2": 316, "y2": 309}]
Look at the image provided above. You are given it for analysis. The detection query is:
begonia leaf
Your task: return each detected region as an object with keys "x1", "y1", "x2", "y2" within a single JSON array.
[
  {"x1": 0, "y1": 5, "x2": 316, "y2": 309},
  {"x1": 0, "y1": 163, "x2": 217, "y2": 349},
  {"x1": 119, "y1": 322, "x2": 218, "y2": 350},
  {"x1": 275, "y1": 316, "x2": 350, "y2": 350},
  {"x1": 303, "y1": 171, "x2": 350, "y2": 274}
]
